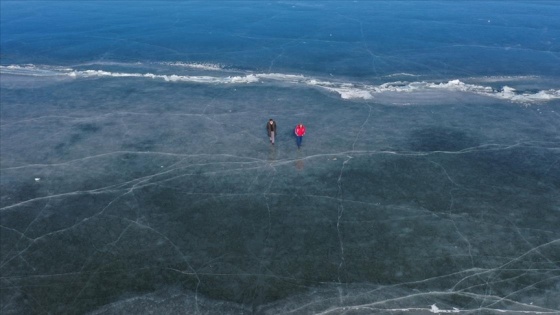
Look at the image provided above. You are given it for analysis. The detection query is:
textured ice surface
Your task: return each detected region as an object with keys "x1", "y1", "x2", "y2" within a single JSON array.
[{"x1": 1, "y1": 77, "x2": 559, "y2": 314}]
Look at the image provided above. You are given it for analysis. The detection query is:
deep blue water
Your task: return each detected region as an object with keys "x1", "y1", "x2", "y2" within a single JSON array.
[
  {"x1": 2, "y1": 1, "x2": 560, "y2": 77},
  {"x1": 1, "y1": 1, "x2": 559, "y2": 314}
]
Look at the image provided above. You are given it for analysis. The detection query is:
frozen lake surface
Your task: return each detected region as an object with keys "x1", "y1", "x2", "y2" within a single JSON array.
[{"x1": 1, "y1": 1, "x2": 559, "y2": 314}]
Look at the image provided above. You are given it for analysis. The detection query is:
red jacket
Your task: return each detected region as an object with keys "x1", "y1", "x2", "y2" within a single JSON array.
[{"x1": 294, "y1": 124, "x2": 306, "y2": 136}]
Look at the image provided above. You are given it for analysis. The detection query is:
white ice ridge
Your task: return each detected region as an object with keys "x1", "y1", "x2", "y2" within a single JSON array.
[
  {"x1": 2, "y1": 64, "x2": 559, "y2": 103},
  {"x1": 430, "y1": 304, "x2": 460, "y2": 313}
]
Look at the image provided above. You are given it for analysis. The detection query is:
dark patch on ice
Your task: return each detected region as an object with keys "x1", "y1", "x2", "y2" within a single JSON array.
[
  {"x1": 0, "y1": 181, "x2": 41, "y2": 208},
  {"x1": 122, "y1": 138, "x2": 156, "y2": 151},
  {"x1": 409, "y1": 127, "x2": 480, "y2": 152},
  {"x1": 77, "y1": 122, "x2": 101, "y2": 133},
  {"x1": 333, "y1": 156, "x2": 454, "y2": 212}
]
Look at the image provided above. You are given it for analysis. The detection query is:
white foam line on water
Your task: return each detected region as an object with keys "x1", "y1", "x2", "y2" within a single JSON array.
[
  {"x1": 2, "y1": 64, "x2": 559, "y2": 104},
  {"x1": 471, "y1": 75, "x2": 540, "y2": 82},
  {"x1": 65, "y1": 69, "x2": 261, "y2": 84},
  {"x1": 383, "y1": 72, "x2": 419, "y2": 78},
  {"x1": 161, "y1": 61, "x2": 225, "y2": 71}
]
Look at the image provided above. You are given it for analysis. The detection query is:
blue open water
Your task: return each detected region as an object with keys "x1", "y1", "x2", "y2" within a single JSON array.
[{"x1": 1, "y1": 1, "x2": 559, "y2": 314}]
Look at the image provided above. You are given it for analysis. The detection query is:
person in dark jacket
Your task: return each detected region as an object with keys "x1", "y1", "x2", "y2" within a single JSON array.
[{"x1": 267, "y1": 119, "x2": 277, "y2": 145}]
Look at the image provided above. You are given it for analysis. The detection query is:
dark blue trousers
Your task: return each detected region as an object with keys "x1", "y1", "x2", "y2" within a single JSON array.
[{"x1": 296, "y1": 136, "x2": 303, "y2": 147}]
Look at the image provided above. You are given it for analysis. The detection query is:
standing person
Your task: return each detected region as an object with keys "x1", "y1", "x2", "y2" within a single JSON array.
[
  {"x1": 267, "y1": 118, "x2": 277, "y2": 145},
  {"x1": 294, "y1": 123, "x2": 306, "y2": 149}
]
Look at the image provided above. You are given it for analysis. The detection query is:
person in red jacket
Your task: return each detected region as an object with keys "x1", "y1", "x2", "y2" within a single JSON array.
[{"x1": 294, "y1": 123, "x2": 306, "y2": 149}]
